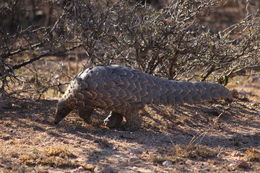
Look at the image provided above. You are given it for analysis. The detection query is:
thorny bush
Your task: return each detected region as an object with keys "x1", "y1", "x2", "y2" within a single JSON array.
[{"x1": 0, "y1": 0, "x2": 259, "y2": 98}]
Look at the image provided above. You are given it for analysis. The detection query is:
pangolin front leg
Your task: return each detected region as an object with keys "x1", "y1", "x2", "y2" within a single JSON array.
[
  {"x1": 78, "y1": 106, "x2": 94, "y2": 124},
  {"x1": 123, "y1": 111, "x2": 142, "y2": 131}
]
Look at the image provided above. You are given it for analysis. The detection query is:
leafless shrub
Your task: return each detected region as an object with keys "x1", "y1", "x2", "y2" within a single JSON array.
[{"x1": 0, "y1": 0, "x2": 259, "y2": 98}]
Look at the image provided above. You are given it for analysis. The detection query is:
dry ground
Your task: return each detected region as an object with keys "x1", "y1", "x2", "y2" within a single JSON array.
[{"x1": 0, "y1": 76, "x2": 259, "y2": 173}]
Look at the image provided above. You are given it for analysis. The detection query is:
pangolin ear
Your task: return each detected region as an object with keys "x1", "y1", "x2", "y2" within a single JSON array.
[{"x1": 75, "y1": 77, "x2": 88, "y2": 89}]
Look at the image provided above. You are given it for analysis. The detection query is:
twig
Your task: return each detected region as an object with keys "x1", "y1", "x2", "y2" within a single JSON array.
[{"x1": 7, "y1": 44, "x2": 82, "y2": 73}]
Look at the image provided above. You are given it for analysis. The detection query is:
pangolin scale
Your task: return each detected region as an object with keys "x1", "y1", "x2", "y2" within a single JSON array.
[{"x1": 54, "y1": 65, "x2": 232, "y2": 130}]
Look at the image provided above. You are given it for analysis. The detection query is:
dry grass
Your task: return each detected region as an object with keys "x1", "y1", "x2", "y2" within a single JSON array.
[
  {"x1": 151, "y1": 144, "x2": 219, "y2": 163},
  {"x1": 19, "y1": 146, "x2": 94, "y2": 170},
  {"x1": 245, "y1": 148, "x2": 260, "y2": 162},
  {"x1": 44, "y1": 146, "x2": 76, "y2": 158}
]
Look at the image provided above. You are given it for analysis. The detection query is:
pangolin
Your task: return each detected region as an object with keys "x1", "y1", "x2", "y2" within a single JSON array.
[{"x1": 54, "y1": 65, "x2": 232, "y2": 130}]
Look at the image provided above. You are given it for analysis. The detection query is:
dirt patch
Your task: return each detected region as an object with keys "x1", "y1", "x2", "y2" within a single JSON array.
[{"x1": 0, "y1": 79, "x2": 259, "y2": 172}]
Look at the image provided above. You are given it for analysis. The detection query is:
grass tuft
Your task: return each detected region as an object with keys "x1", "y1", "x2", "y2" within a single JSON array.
[
  {"x1": 244, "y1": 148, "x2": 260, "y2": 162},
  {"x1": 19, "y1": 146, "x2": 94, "y2": 170},
  {"x1": 44, "y1": 146, "x2": 77, "y2": 158},
  {"x1": 151, "y1": 144, "x2": 219, "y2": 164}
]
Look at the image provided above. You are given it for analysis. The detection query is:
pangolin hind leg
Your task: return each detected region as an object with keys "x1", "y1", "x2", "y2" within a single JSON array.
[
  {"x1": 123, "y1": 111, "x2": 142, "y2": 131},
  {"x1": 104, "y1": 112, "x2": 124, "y2": 128},
  {"x1": 78, "y1": 106, "x2": 94, "y2": 124}
]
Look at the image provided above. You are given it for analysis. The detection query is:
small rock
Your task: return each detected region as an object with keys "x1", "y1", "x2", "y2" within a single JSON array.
[
  {"x1": 237, "y1": 161, "x2": 251, "y2": 169},
  {"x1": 1, "y1": 135, "x2": 11, "y2": 140},
  {"x1": 162, "y1": 160, "x2": 173, "y2": 167},
  {"x1": 185, "y1": 160, "x2": 193, "y2": 164},
  {"x1": 128, "y1": 157, "x2": 142, "y2": 164},
  {"x1": 228, "y1": 161, "x2": 251, "y2": 171},
  {"x1": 129, "y1": 148, "x2": 145, "y2": 155},
  {"x1": 94, "y1": 165, "x2": 115, "y2": 173},
  {"x1": 17, "y1": 167, "x2": 26, "y2": 173},
  {"x1": 70, "y1": 166, "x2": 85, "y2": 173},
  {"x1": 228, "y1": 163, "x2": 237, "y2": 171}
]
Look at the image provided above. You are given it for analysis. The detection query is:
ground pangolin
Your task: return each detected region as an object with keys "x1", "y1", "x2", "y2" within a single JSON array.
[{"x1": 54, "y1": 65, "x2": 232, "y2": 130}]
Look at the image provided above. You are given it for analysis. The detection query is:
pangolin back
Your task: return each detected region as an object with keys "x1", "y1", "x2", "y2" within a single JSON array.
[{"x1": 69, "y1": 65, "x2": 232, "y2": 113}]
